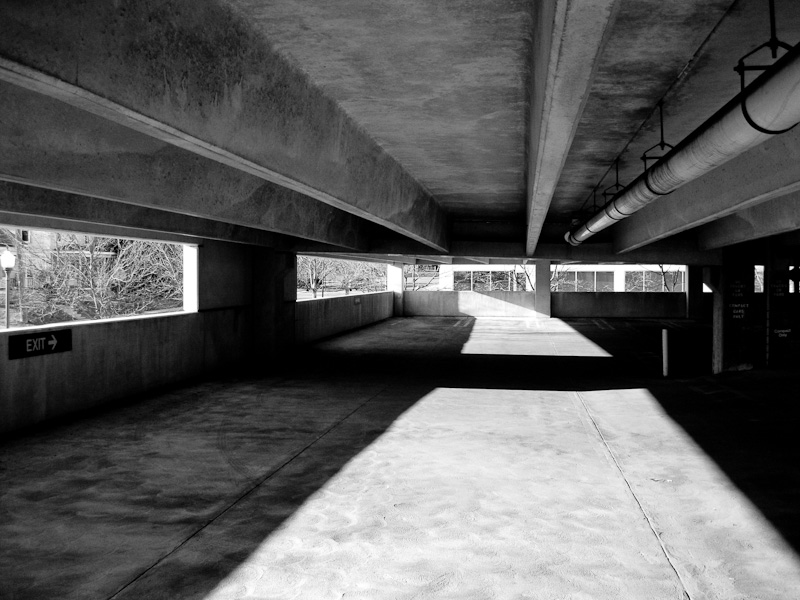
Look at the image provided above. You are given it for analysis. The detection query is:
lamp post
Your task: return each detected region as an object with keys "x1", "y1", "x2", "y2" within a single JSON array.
[{"x1": 1, "y1": 247, "x2": 16, "y2": 329}]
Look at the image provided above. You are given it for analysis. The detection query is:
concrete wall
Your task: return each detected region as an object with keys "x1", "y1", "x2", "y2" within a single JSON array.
[
  {"x1": 0, "y1": 310, "x2": 247, "y2": 433},
  {"x1": 0, "y1": 240, "x2": 297, "y2": 435},
  {"x1": 404, "y1": 291, "x2": 541, "y2": 317},
  {"x1": 403, "y1": 290, "x2": 687, "y2": 319},
  {"x1": 552, "y1": 292, "x2": 687, "y2": 318},
  {"x1": 295, "y1": 292, "x2": 393, "y2": 345}
]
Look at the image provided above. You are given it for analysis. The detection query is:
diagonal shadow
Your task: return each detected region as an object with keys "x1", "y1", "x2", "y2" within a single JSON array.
[
  {"x1": 3, "y1": 315, "x2": 798, "y2": 599},
  {"x1": 572, "y1": 318, "x2": 800, "y2": 555},
  {"x1": 1, "y1": 318, "x2": 482, "y2": 600}
]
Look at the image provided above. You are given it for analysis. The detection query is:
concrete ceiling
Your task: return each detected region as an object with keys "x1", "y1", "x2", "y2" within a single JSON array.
[{"x1": 1, "y1": 0, "x2": 799, "y2": 264}]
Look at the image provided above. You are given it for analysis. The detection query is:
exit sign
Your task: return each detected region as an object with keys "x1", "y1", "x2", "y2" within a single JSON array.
[{"x1": 8, "y1": 329, "x2": 72, "y2": 360}]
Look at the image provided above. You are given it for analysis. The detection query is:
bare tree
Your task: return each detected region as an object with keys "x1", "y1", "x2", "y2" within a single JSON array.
[
  {"x1": 334, "y1": 259, "x2": 383, "y2": 294},
  {"x1": 404, "y1": 264, "x2": 438, "y2": 290},
  {"x1": 297, "y1": 256, "x2": 339, "y2": 298},
  {"x1": 550, "y1": 265, "x2": 574, "y2": 291},
  {"x1": 1, "y1": 229, "x2": 183, "y2": 326}
]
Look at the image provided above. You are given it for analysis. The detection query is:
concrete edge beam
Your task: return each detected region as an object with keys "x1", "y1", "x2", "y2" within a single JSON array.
[
  {"x1": 697, "y1": 191, "x2": 800, "y2": 249},
  {"x1": 0, "y1": 181, "x2": 284, "y2": 247},
  {"x1": 0, "y1": 82, "x2": 372, "y2": 251},
  {"x1": 0, "y1": 4, "x2": 448, "y2": 251},
  {"x1": 525, "y1": 0, "x2": 621, "y2": 255},
  {"x1": 316, "y1": 240, "x2": 722, "y2": 266},
  {"x1": 614, "y1": 125, "x2": 800, "y2": 252}
]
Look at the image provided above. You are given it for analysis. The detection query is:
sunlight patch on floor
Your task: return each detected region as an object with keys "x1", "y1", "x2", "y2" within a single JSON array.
[
  {"x1": 459, "y1": 317, "x2": 612, "y2": 357},
  {"x1": 578, "y1": 387, "x2": 800, "y2": 599},
  {"x1": 202, "y1": 387, "x2": 684, "y2": 600}
]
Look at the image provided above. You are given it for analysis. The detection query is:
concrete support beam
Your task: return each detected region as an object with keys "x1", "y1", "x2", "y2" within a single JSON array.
[
  {"x1": 698, "y1": 191, "x2": 800, "y2": 249},
  {"x1": 324, "y1": 239, "x2": 723, "y2": 266},
  {"x1": 387, "y1": 264, "x2": 405, "y2": 317},
  {"x1": 0, "y1": 82, "x2": 371, "y2": 251},
  {"x1": 533, "y1": 242, "x2": 722, "y2": 266},
  {"x1": 526, "y1": 0, "x2": 620, "y2": 254},
  {"x1": 0, "y1": 3, "x2": 448, "y2": 250},
  {"x1": 614, "y1": 126, "x2": 800, "y2": 252},
  {"x1": 535, "y1": 260, "x2": 552, "y2": 317},
  {"x1": 0, "y1": 182, "x2": 282, "y2": 247}
]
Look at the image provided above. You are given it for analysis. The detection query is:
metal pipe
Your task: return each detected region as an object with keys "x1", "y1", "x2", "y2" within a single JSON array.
[{"x1": 566, "y1": 42, "x2": 800, "y2": 246}]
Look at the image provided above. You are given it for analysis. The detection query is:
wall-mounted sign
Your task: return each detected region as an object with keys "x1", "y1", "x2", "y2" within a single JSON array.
[{"x1": 8, "y1": 329, "x2": 72, "y2": 360}]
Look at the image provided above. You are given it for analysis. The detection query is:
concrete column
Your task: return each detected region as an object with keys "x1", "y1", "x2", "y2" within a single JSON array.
[
  {"x1": 534, "y1": 260, "x2": 551, "y2": 318},
  {"x1": 387, "y1": 263, "x2": 405, "y2": 317},
  {"x1": 686, "y1": 265, "x2": 704, "y2": 319},
  {"x1": 197, "y1": 240, "x2": 296, "y2": 370},
  {"x1": 766, "y1": 253, "x2": 793, "y2": 367},
  {"x1": 704, "y1": 267, "x2": 724, "y2": 374},
  {"x1": 251, "y1": 248, "x2": 297, "y2": 366},
  {"x1": 707, "y1": 249, "x2": 764, "y2": 373},
  {"x1": 182, "y1": 245, "x2": 199, "y2": 313},
  {"x1": 613, "y1": 269, "x2": 625, "y2": 292},
  {"x1": 439, "y1": 265, "x2": 454, "y2": 290}
]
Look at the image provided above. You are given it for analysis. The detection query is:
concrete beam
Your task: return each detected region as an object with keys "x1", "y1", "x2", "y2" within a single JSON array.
[
  {"x1": 698, "y1": 191, "x2": 800, "y2": 249},
  {"x1": 0, "y1": 212, "x2": 197, "y2": 246},
  {"x1": 0, "y1": 2, "x2": 448, "y2": 251},
  {"x1": 0, "y1": 182, "x2": 285, "y2": 247},
  {"x1": 526, "y1": 0, "x2": 620, "y2": 255},
  {"x1": 0, "y1": 82, "x2": 371, "y2": 251},
  {"x1": 614, "y1": 126, "x2": 800, "y2": 252},
  {"x1": 533, "y1": 241, "x2": 722, "y2": 266}
]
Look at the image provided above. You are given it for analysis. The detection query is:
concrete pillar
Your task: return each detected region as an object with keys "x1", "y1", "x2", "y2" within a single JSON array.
[
  {"x1": 182, "y1": 245, "x2": 199, "y2": 313},
  {"x1": 686, "y1": 265, "x2": 704, "y2": 319},
  {"x1": 387, "y1": 263, "x2": 404, "y2": 317},
  {"x1": 439, "y1": 265, "x2": 454, "y2": 290},
  {"x1": 534, "y1": 260, "x2": 551, "y2": 317},
  {"x1": 704, "y1": 267, "x2": 724, "y2": 374},
  {"x1": 707, "y1": 248, "x2": 764, "y2": 373},
  {"x1": 197, "y1": 240, "x2": 296, "y2": 370},
  {"x1": 251, "y1": 248, "x2": 297, "y2": 366},
  {"x1": 766, "y1": 252, "x2": 793, "y2": 367},
  {"x1": 613, "y1": 269, "x2": 626, "y2": 292}
]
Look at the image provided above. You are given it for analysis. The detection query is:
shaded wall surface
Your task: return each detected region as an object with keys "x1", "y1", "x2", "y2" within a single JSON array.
[
  {"x1": 404, "y1": 291, "x2": 687, "y2": 319},
  {"x1": 553, "y1": 292, "x2": 687, "y2": 318},
  {"x1": 404, "y1": 291, "x2": 540, "y2": 317},
  {"x1": 295, "y1": 292, "x2": 393, "y2": 345},
  {"x1": 0, "y1": 311, "x2": 246, "y2": 433},
  {"x1": 0, "y1": 240, "x2": 297, "y2": 434}
]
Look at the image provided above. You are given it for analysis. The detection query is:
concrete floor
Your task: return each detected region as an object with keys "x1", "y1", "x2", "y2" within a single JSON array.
[{"x1": 2, "y1": 317, "x2": 800, "y2": 599}]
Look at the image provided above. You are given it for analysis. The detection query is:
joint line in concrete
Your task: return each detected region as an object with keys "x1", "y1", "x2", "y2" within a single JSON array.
[
  {"x1": 574, "y1": 391, "x2": 693, "y2": 600},
  {"x1": 106, "y1": 384, "x2": 389, "y2": 600}
]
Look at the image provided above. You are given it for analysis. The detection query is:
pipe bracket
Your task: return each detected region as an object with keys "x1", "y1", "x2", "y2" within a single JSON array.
[{"x1": 740, "y1": 99, "x2": 797, "y2": 135}]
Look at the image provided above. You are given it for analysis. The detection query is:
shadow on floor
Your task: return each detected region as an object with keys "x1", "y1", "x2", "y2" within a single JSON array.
[
  {"x1": 2, "y1": 316, "x2": 799, "y2": 599},
  {"x1": 571, "y1": 318, "x2": 800, "y2": 555}
]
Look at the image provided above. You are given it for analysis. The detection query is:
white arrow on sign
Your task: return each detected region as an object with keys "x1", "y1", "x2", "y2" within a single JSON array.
[{"x1": 48, "y1": 335, "x2": 57, "y2": 351}]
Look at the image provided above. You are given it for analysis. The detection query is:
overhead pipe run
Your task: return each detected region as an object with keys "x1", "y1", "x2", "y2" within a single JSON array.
[{"x1": 566, "y1": 42, "x2": 800, "y2": 246}]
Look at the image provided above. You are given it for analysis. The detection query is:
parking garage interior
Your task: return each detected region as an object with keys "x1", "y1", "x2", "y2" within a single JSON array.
[{"x1": 2, "y1": 1, "x2": 800, "y2": 598}]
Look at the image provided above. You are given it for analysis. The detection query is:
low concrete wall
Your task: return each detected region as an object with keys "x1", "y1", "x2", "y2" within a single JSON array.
[
  {"x1": 403, "y1": 290, "x2": 687, "y2": 319},
  {"x1": 404, "y1": 291, "x2": 541, "y2": 317},
  {"x1": 295, "y1": 292, "x2": 393, "y2": 344},
  {"x1": 0, "y1": 309, "x2": 249, "y2": 434},
  {"x1": 552, "y1": 292, "x2": 687, "y2": 318}
]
